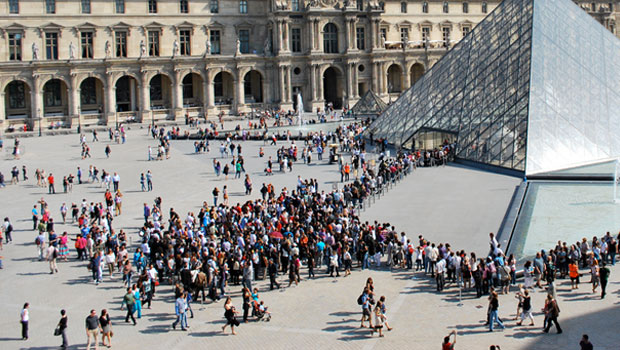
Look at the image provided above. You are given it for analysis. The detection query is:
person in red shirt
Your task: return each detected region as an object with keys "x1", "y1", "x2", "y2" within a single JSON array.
[
  {"x1": 47, "y1": 174, "x2": 55, "y2": 194},
  {"x1": 442, "y1": 330, "x2": 457, "y2": 350}
]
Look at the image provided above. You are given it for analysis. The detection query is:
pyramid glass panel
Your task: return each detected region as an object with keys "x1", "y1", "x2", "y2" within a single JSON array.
[
  {"x1": 368, "y1": 0, "x2": 620, "y2": 176},
  {"x1": 351, "y1": 90, "x2": 388, "y2": 117}
]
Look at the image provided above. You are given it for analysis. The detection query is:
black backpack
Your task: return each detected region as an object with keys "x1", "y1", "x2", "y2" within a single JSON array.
[{"x1": 357, "y1": 294, "x2": 364, "y2": 305}]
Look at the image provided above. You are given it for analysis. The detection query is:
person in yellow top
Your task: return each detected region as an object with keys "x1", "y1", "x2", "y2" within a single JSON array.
[{"x1": 569, "y1": 260, "x2": 579, "y2": 289}]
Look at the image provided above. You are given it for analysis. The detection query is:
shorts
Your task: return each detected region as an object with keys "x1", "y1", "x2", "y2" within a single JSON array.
[{"x1": 363, "y1": 309, "x2": 371, "y2": 317}]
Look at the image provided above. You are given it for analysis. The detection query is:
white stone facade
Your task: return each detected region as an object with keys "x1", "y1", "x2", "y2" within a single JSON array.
[{"x1": 0, "y1": 0, "x2": 616, "y2": 131}]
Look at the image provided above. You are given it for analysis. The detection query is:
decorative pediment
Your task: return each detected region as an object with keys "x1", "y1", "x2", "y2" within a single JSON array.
[
  {"x1": 39, "y1": 22, "x2": 64, "y2": 37},
  {"x1": 173, "y1": 21, "x2": 195, "y2": 34},
  {"x1": 438, "y1": 20, "x2": 454, "y2": 29},
  {"x1": 203, "y1": 21, "x2": 225, "y2": 35},
  {"x1": 41, "y1": 22, "x2": 63, "y2": 30},
  {"x1": 396, "y1": 20, "x2": 413, "y2": 30},
  {"x1": 142, "y1": 22, "x2": 164, "y2": 35},
  {"x1": 234, "y1": 21, "x2": 254, "y2": 34},
  {"x1": 417, "y1": 20, "x2": 433, "y2": 31},
  {"x1": 106, "y1": 22, "x2": 132, "y2": 36}
]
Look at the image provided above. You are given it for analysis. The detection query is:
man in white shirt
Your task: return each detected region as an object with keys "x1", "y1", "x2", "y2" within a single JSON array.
[{"x1": 436, "y1": 258, "x2": 446, "y2": 292}]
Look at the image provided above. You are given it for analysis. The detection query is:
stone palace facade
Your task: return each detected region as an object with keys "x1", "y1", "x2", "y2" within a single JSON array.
[{"x1": 0, "y1": 0, "x2": 616, "y2": 130}]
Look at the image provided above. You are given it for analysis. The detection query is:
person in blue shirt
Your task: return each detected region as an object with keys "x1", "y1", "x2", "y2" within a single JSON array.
[
  {"x1": 360, "y1": 287, "x2": 373, "y2": 328},
  {"x1": 31, "y1": 206, "x2": 38, "y2": 230}
]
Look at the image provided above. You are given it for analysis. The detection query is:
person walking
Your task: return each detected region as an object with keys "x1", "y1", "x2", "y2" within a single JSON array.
[
  {"x1": 57, "y1": 309, "x2": 68, "y2": 349},
  {"x1": 359, "y1": 287, "x2": 373, "y2": 328},
  {"x1": 579, "y1": 334, "x2": 593, "y2": 350},
  {"x1": 85, "y1": 309, "x2": 100, "y2": 350},
  {"x1": 591, "y1": 259, "x2": 600, "y2": 294},
  {"x1": 20, "y1": 303, "x2": 29, "y2": 340},
  {"x1": 542, "y1": 294, "x2": 562, "y2": 334},
  {"x1": 222, "y1": 297, "x2": 239, "y2": 335},
  {"x1": 120, "y1": 287, "x2": 137, "y2": 325},
  {"x1": 146, "y1": 170, "x2": 153, "y2": 191},
  {"x1": 379, "y1": 295, "x2": 393, "y2": 331},
  {"x1": 442, "y1": 330, "x2": 457, "y2": 350},
  {"x1": 47, "y1": 244, "x2": 59, "y2": 274},
  {"x1": 3, "y1": 217, "x2": 13, "y2": 244},
  {"x1": 516, "y1": 289, "x2": 534, "y2": 326},
  {"x1": 599, "y1": 262, "x2": 610, "y2": 299},
  {"x1": 488, "y1": 291, "x2": 505, "y2": 332},
  {"x1": 172, "y1": 292, "x2": 188, "y2": 331},
  {"x1": 48, "y1": 173, "x2": 56, "y2": 194},
  {"x1": 99, "y1": 309, "x2": 112, "y2": 348},
  {"x1": 268, "y1": 259, "x2": 280, "y2": 290},
  {"x1": 369, "y1": 301, "x2": 385, "y2": 337}
]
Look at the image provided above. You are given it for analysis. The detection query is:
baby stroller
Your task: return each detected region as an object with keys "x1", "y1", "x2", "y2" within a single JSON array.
[{"x1": 252, "y1": 300, "x2": 271, "y2": 321}]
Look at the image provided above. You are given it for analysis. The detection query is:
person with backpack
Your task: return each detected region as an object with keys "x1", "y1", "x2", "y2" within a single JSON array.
[
  {"x1": 3, "y1": 217, "x2": 13, "y2": 243},
  {"x1": 359, "y1": 287, "x2": 373, "y2": 328},
  {"x1": 35, "y1": 231, "x2": 46, "y2": 261}
]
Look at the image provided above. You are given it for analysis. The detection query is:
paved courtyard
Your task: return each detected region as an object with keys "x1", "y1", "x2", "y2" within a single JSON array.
[{"x1": 0, "y1": 124, "x2": 618, "y2": 350}]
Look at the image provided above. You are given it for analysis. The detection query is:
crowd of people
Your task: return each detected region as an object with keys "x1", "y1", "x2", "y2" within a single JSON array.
[{"x1": 0, "y1": 113, "x2": 616, "y2": 350}]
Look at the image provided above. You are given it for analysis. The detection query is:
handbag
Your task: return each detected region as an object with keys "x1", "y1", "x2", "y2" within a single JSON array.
[
  {"x1": 110, "y1": 329, "x2": 114, "y2": 338},
  {"x1": 54, "y1": 326, "x2": 62, "y2": 336}
]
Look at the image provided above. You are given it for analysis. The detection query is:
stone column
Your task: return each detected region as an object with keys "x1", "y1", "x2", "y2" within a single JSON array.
[
  {"x1": 375, "y1": 20, "x2": 381, "y2": 48},
  {"x1": 202, "y1": 80, "x2": 209, "y2": 112},
  {"x1": 285, "y1": 66, "x2": 292, "y2": 102},
  {"x1": 282, "y1": 20, "x2": 289, "y2": 52},
  {"x1": 344, "y1": 19, "x2": 350, "y2": 53},
  {"x1": 140, "y1": 71, "x2": 151, "y2": 122},
  {"x1": 353, "y1": 65, "x2": 359, "y2": 98},
  {"x1": 317, "y1": 66, "x2": 323, "y2": 101},
  {"x1": 206, "y1": 70, "x2": 215, "y2": 108},
  {"x1": 173, "y1": 69, "x2": 183, "y2": 118},
  {"x1": 382, "y1": 62, "x2": 387, "y2": 94},
  {"x1": 236, "y1": 69, "x2": 245, "y2": 111},
  {"x1": 31, "y1": 74, "x2": 42, "y2": 130},
  {"x1": 69, "y1": 74, "x2": 79, "y2": 124},
  {"x1": 371, "y1": 63, "x2": 377, "y2": 93},
  {"x1": 314, "y1": 20, "x2": 319, "y2": 51},
  {"x1": 403, "y1": 69, "x2": 411, "y2": 91},
  {"x1": 278, "y1": 66, "x2": 285, "y2": 102},
  {"x1": 105, "y1": 73, "x2": 115, "y2": 118},
  {"x1": 346, "y1": 63, "x2": 353, "y2": 99},
  {"x1": 309, "y1": 64, "x2": 316, "y2": 101},
  {"x1": 308, "y1": 18, "x2": 315, "y2": 52},
  {"x1": 349, "y1": 20, "x2": 356, "y2": 50},
  {"x1": 0, "y1": 92, "x2": 5, "y2": 123}
]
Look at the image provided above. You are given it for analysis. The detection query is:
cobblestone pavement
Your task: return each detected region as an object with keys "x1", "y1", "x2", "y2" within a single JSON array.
[{"x1": 0, "y1": 126, "x2": 618, "y2": 350}]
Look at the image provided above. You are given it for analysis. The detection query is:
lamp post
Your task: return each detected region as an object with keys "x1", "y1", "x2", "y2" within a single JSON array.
[{"x1": 37, "y1": 108, "x2": 42, "y2": 137}]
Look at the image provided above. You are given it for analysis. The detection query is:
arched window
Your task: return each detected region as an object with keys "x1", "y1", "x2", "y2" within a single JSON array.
[{"x1": 323, "y1": 23, "x2": 338, "y2": 54}]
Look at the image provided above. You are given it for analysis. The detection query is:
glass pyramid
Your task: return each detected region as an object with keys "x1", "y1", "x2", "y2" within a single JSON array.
[
  {"x1": 351, "y1": 90, "x2": 388, "y2": 117},
  {"x1": 368, "y1": 0, "x2": 620, "y2": 176}
]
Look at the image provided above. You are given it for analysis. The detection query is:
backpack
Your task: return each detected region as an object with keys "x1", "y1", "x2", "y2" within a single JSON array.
[
  {"x1": 357, "y1": 294, "x2": 364, "y2": 305},
  {"x1": 35, "y1": 236, "x2": 41, "y2": 245}
]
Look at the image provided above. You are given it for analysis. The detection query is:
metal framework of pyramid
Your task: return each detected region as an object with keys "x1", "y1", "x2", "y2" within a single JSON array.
[
  {"x1": 351, "y1": 90, "x2": 389, "y2": 117},
  {"x1": 368, "y1": 0, "x2": 620, "y2": 176}
]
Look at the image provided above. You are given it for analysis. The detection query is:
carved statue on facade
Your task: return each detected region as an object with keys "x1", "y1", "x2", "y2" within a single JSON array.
[
  {"x1": 235, "y1": 38, "x2": 241, "y2": 56},
  {"x1": 69, "y1": 42, "x2": 76, "y2": 59},
  {"x1": 32, "y1": 42, "x2": 39, "y2": 60},
  {"x1": 139, "y1": 40, "x2": 147, "y2": 58},
  {"x1": 105, "y1": 40, "x2": 111, "y2": 58},
  {"x1": 263, "y1": 37, "x2": 271, "y2": 56},
  {"x1": 205, "y1": 39, "x2": 211, "y2": 56},
  {"x1": 172, "y1": 40, "x2": 179, "y2": 58}
]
